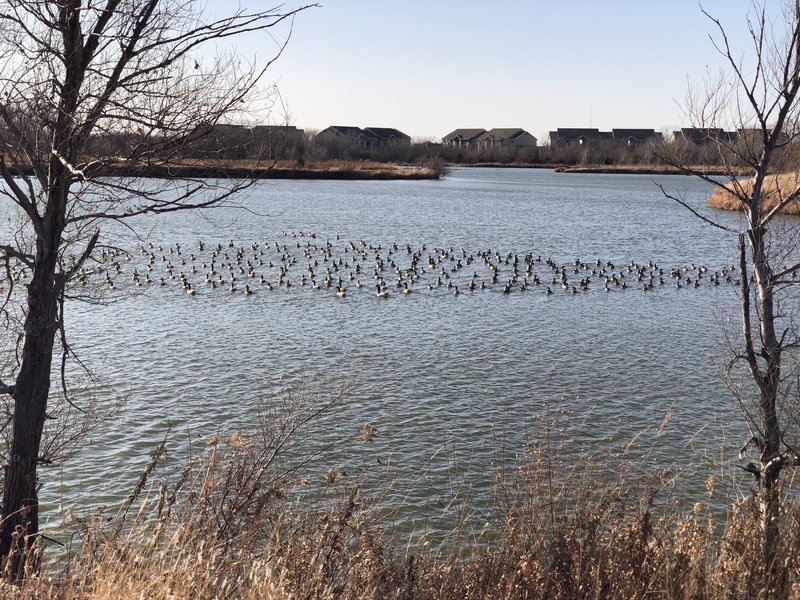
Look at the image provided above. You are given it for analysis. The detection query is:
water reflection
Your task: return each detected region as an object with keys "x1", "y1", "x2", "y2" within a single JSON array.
[{"x1": 34, "y1": 168, "x2": 752, "y2": 535}]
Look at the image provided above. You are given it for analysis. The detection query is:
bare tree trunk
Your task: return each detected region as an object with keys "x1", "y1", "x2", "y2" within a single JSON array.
[
  {"x1": 0, "y1": 0, "x2": 311, "y2": 577},
  {"x1": 751, "y1": 222, "x2": 784, "y2": 595},
  {"x1": 760, "y1": 468, "x2": 782, "y2": 596},
  {"x1": 0, "y1": 246, "x2": 59, "y2": 575},
  {"x1": 658, "y1": 2, "x2": 800, "y2": 592}
]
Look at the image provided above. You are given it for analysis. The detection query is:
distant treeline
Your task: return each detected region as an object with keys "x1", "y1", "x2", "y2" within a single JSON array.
[{"x1": 61, "y1": 124, "x2": 800, "y2": 169}]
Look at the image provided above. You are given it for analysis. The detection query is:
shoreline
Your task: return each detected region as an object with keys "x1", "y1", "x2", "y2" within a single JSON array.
[
  {"x1": 5, "y1": 161, "x2": 441, "y2": 180},
  {"x1": 5, "y1": 159, "x2": 749, "y2": 179},
  {"x1": 112, "y1": 164, "x2": 440, "y2": 180},
  {"x1": 456, "y1": 162, "x2": 750, "y2": 176},
  {"x1": 706, "y1": 171, "x2": 800, "y2": 214}
]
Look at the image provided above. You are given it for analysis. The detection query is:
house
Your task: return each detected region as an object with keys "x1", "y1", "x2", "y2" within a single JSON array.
[
  {"x1": 249, "y1": 125, "x2": 305, "y2": 147},
  {"x1": 442, "y1": 128, "x2": 487, "y2": 148},
  {"x1": 192, "y1": 124, "x2": 304, "y2": 159},
  {"x1": 673, "y1": 128, "x2": 737, "y2": 145},
  {"x1": 549, "y1": 128, "x2": 614, "y2": 146},
  {"x1": 362, "y1": 127, "x2": 412, "y2": 149},
  {"x1": 315, "y1": 126, "x2": 411, "y2": 150},
  {"x1": 315, "y1": 126, "x2": 366, "y2": 145},
  {"x1": 478, "y1": 128, "x2": 537, "y2": 148},
  {"x1": 611, "y1": 129, "x2": 662, "y2": 147}
]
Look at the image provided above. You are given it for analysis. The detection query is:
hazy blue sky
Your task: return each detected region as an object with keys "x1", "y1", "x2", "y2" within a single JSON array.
[{"x1": 206, "y1": 1, "x2": 787, "y2": 141}]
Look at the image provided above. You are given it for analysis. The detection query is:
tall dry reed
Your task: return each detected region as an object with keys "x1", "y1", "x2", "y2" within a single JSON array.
[{"x1": 2, "y1": 399, "x2": 799, "y2": 598}]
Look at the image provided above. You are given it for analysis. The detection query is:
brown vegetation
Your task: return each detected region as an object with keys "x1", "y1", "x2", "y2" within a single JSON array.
[
  {"x1": 0, "y1": 157, "x2": 442, "y2": 180},
  {"x1": 708, "y1": 172, "x2": 800, "y2": 214},
  {"x1": 141, "y1": 158, "x2": 441, "y2": 179},
  {"x1": 2, "y1": 412, "x2": 799, "y2": 599},
  {"x1": 556, "y1": 164, "x2": 751, "y2": 175}
]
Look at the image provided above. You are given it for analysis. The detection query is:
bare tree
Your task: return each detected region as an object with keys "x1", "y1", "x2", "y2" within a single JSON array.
[
  {"x1": 659, "y1": 1, "x2": 800, "y2": 593},
  {"x1": 0, "y1": 0, "x2": 313, "y2": 576}
]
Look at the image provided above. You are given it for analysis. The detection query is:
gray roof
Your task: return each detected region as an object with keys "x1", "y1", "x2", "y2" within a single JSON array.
[
  {"x1": 554, "y1": 128, "x2": 613, "y2": 141},
  {"x1": 611, "y1": 129, "x2": 660, "y2": 141},
  {"x1": 442, "y1": 128, "x2": 487, "y2": 142},
  {"x1": 316, "y1": 126, "x2": 364, "y2": 138},
  {"x1": 363, "y1": 127, "x2": 410, "y2": 141},
  {"x1": 676, "y1": 128, "x2": 735, "y2": 143},
  {"x1": 481, "y1": 128, "x2": 534, "y2": 141}
]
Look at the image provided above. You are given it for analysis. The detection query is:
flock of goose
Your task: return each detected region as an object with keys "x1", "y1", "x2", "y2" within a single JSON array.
[{"x1": 78, "y1": 230, "x2": 743, "y2": 301}]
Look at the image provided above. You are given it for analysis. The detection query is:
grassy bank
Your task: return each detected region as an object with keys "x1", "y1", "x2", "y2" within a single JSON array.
[
  {"x1": 5, "y1": 159, "x2": 444, "y2": 180},
  {"x1": 110, "y1": 159, "x2": 443, "y2": 180},
  {"x1": 707, "y1": 171, "x2": 800, "y2": 214},
  {"x1": 3, "y1": 409, "x2": 798, "y2": 599},
  {"x1": 554, "y1": 164, "x2": 752, "y2": 176},
  {"x1": 455, "y1": 163, "x2": 752, "y2": 176}
]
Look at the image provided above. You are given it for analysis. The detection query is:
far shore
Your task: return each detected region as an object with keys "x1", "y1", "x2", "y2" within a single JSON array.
[
  {"x1": 553, "y1": 164, "x2": 750, "y2": 176},
  {"x1": 110, "y1": 163, "x2": 440, "y2": 180},
  {"x1": 457, "y1": 162, "x2": 751, "y2": 176},
  {"x1": 5, "y1": 159, "x2": 442, "y2": 180},
  {"x1": 5, "y1": 157, "x2": 757, "y2": 180}
]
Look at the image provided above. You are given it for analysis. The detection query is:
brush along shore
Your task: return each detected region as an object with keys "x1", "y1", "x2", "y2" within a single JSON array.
[
  {"x1": 4, "y1": 159, "x2": 444, "y2": 180},
  {"x1": 708, "y1": 171, "x2": 800, "y2": 214},
  {"x1": 3, "y1": 423, "x2": 798, "y2": 599}
]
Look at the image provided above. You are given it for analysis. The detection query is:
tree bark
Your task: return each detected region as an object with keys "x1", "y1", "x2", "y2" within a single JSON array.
[
  {"x1": 0, "y1": 0, "x2": 310, "y2": 576},
  {"x1": 0, "y1": 204, "x2": 62, "y2": 576},
  {"x1": 750, "y1": 220, "x2": 784, "y2": 594}
]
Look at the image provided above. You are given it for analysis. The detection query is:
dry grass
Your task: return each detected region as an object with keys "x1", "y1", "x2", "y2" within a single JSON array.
[
  {"x1": 708, "y1": 171, "x2": 800, "y2": 214},
  {"x1": 148, "y1": 158, "x2": 438, "y2": 179},
  {"x1": 555, "y1": 163, "x2": 746, "y2": 175},
  {"x1": 2, "y1": 410, "x2": 799, "y2": 598},
  {"x1": 3, "y1": 156, "x2": 441, "y2": 180},
  {"x1": 166, "y1": 158, "x2": 400, "y2": 172}
]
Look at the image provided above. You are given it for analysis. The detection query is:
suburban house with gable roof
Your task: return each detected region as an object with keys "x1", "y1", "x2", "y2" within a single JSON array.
[
  {"x1": 478, "y1": 128, "x2": 537, "y2": 148},
  {"x1": 315, "y1": 125, "x2": 366, "y2": 146},
  {"x1": 316, "y1": 126, "x2": 411, "y2": 150},
  {"x1": 362, "y1": 127, "x2": 412, "y2": 149},
  {"x1": 672, "y1": 128, "x2": 737, "y2": 145},
  {"x1": 611, "y1": 129, "x2": 662, "y2": 147},
  {"x1": 549, "y1": 128, "x2": 614, "y2": 146},
  {"x1": 443, "y1": 128, "x2": 536, "y2": 149},
  {"x1": 549, "y1": 128, "x2": 662, "y2": 148},
  {"x1": 442, "y1": 128, "x2": 487, "y2": 148},
  {"x1": 178, "y1": 123, "x2": 304, "y2": 159}
]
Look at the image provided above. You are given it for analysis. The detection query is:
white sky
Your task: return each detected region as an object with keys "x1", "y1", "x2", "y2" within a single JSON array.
[{"x1": 204, "y1": 0, "x2": 788, "y2": 141}]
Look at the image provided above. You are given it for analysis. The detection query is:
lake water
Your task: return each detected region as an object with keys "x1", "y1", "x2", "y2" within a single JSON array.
[{"x1": 34, "y1": 167, "x2": 754, "y2": 535}]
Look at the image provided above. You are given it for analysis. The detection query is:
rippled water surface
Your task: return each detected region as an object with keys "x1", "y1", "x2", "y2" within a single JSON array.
[{"x1": 42, "y1": 168, "x2": 753, "y2": 531}]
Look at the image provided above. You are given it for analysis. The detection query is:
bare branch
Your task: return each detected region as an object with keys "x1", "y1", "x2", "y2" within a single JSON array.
[
  {"x1": 0, "y1": 0, "x2": 317, "y2": 563},
  {"x1": 740, "y1": 232, "x2": 766, "y2": 389},
  {"x1": 653, "y1": 181, "x2": 742, "y2": 233}
]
